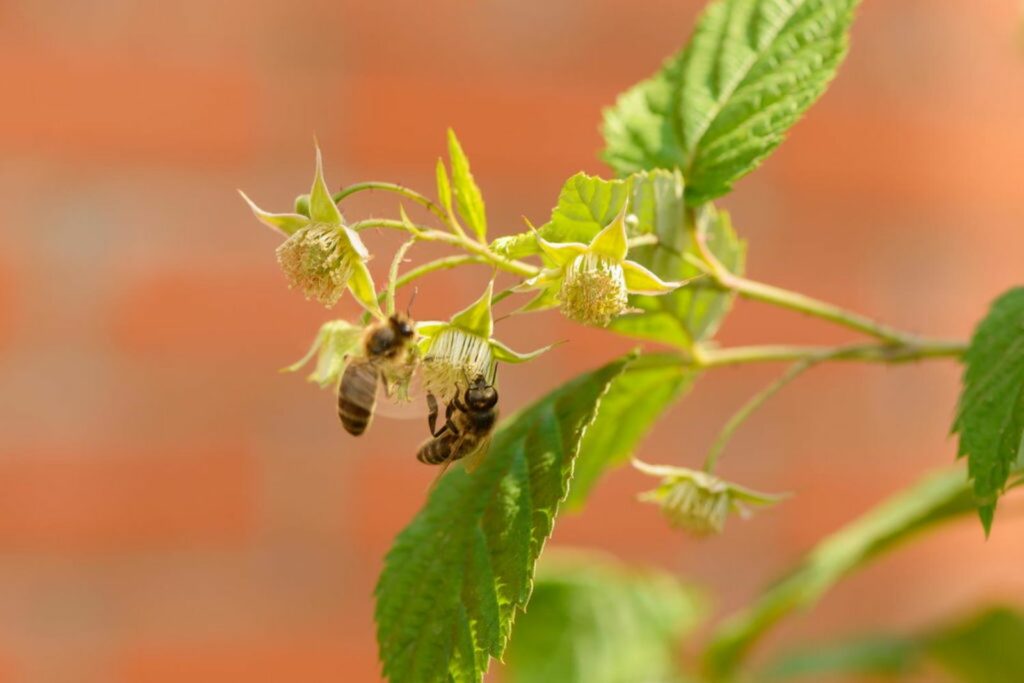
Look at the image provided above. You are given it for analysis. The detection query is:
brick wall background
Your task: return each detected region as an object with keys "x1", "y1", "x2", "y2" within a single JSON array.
[{"x1": 1, "y1": 1, "x2": 1023, "y2": 681}]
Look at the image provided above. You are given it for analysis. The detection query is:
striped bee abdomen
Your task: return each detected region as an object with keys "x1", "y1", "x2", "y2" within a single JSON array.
[
  {"x1": 338, "y1": 360, "x2": 379, "y2": 436},
  {"x1": 417, "y1": 432, "x2": 458, "y2": 465}
]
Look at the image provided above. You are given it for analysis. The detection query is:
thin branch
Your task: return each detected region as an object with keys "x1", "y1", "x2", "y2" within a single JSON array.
[
  {"x1": 703, "y1": 358, "x2": 818, "y2": 472},
  {"x1": 334, "y1": 182, "x2": 448, "y2": 222}
]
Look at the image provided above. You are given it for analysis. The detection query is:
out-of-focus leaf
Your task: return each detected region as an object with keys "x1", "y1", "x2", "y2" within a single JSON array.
[
  {"x1": 760, "y1": 636, "x2": 920, "y2": 681},
  {"x1": 567, "y1": 352, "x2": 697, "y2": 509},
  {"x1": 759, "y1": 607, "x2": 1024, "y2": 683},
  {"x1": 602, "y1": 0, "x2": 860, "y2": 204},
  {"x1": 375, "y1": 355, "x2": 632, "y2": 683},
  {"x1": 926, "y1": 608, "x2": 1024, "y2": 683},
  {"x1": 503, "y1": 550, "x2": 706, "y2": 683},
  {"x1": 704, "y1": 467, "x2": 977, "y2": 681},
  {"x1": 952, "y1": 287, "x2": 1024, "y2": 534}
]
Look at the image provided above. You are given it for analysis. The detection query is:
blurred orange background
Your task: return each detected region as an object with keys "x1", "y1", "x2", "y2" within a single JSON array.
[{"x1": 2, "y1": 1, "x2": 1023, "y2": 681}]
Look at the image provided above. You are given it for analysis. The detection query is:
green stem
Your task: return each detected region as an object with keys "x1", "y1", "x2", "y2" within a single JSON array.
[
  {"x1": 727, "y1": 275, "x2": 919, "y2": 345},
  {"x1": 698, "y1": 339, "x2": 966, "y2": 367},
  {"x1": 349, "y1": 219, "x2": 539, "y2": 279},
  {"x1": 702, "y1": 359, "x2": 818, "y2": 472},
  {"x1": 385, "y1": 238, "x2": 417, "y2": 316},
  {"x1": 687, "y1": 225, "x2": 922, "y2": 345},
  {"x1": 334, "y1": 182, "x2": 448, "y2": 222},
  {"x1": 394, "y1": 255, "x2": 488, "y2": 291}
]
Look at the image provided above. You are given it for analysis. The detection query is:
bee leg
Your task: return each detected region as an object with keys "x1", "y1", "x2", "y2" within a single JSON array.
[
  {"x1": 427, "y1": 392, "x2": 441, "y2": 435},
  {"x1": 427, "y1": 394, "x2": 459, "y2": 437},
  {"x1": 443, "y1": 401, "x2": 459, "y2": 436}
]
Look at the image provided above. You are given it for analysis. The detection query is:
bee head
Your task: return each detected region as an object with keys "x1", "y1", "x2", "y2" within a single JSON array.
[
  {"x1": 464, "y1": 374, "x2": 498, "y2": 411},
  {"x1": 388, "y1": 313, "x2": 415, "y2": 339}
]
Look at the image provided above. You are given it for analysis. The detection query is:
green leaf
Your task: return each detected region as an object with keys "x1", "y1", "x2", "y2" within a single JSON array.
[
  {"x1": 926, "y1": 608, "x2": 1024, "y2": 683},
  {"x1": 492, "y1": 173, "x2": 633, "y2": 259},
  {"x1": 436, "y1": 157, "x2": 454, "y2": 222},
  {"x1": 447, "y1": 129, "x2": 487, "y2": 241},
  {"x1": 760, "y1": 635, "x2": 920, "y2": 681},
  {"x1": 759, "y1": 607, "x2": 1024, "y2": 683},
  {"x1": 602, "y1": 0, "x2": 860, "y2": 204},
  {"x1": 238, "y1": 191, "x2": 309, "y2": 236},
  {"x1": 375, "y1": 355, "x2": 632, "y2": 683},
  {"x1": 611, "y1": 194, "x2": 745, "y2": 347},
  {"x1": 567, "y1": 352, "x2": 697, "y2": 509},
  {"x1": 704, "y1": 467, "x2": 977, "y2": 681},
  {"x1": 953, "y1": 287, "x2": 1024, "y2": 534},
  {"x1": 502, "y1": 550, "x2": 705, "y2": 683}
]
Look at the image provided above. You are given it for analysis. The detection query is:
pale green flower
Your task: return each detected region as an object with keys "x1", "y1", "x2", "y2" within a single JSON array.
[
  {"x1": 240, "y1": 146, "x2": 382, "y2": 317},
  {"x1": 282, "y1": 319, "x2": 364, "y2": 388},
  {"x1": 285, "y1": 317, "x2": 421, "y2": 403},
  {"x1": 633, "y1": 460, "x2": 785, "y2": 537},
  {"x1": 418, "y1": 281, "x2": 551, "y2": 400},
  {"x1": 515, "y1": 206, "x2": 685, "y2": 326}
]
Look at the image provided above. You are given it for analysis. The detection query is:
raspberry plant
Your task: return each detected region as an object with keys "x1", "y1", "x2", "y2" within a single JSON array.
[{"x1": 243, "y1": 0, "x2": 1024, "y2": 680}]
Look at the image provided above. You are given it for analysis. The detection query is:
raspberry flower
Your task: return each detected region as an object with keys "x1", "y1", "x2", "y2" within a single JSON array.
[
  {"x1": 633, "y1": 460, "x2": 784, "y2": 537},
  {"x1": 418, "y1": 281, "x2": 551, "y2": 401},
  {"x1": 240, "y1": 147, "x2": 381, "y2": 317},
  {"x1": 515, "y1": 206, "x2": 684, "y2": 326}
]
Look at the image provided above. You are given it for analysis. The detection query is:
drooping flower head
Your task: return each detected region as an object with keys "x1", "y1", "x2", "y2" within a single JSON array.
[
  {"x1": 240, "y1": 146, "x2": 382, "y2": 317},
  {"x1": 633, "y1": 460, "x2": 785, "y2": 537},
  {"x1": 417, "y1": 280, "x2": 551, "y2": 401},
  {"x1": 515, "y1": 205, "x2": 688, "y2": 326},
  {"x1": 283, "y1": 316, "x2": 420, "y2": 403}
]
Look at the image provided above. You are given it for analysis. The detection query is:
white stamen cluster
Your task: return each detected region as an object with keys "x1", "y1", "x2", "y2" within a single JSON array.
[
  {"x1": 559, "y1": 252, "x2": 629, "y2": 326},
  {"x1": 423, "y1": 328, "x2": 495, "y2": 401},
  {"x1": 641, "y1": 473, "x2": 731, "y2": 537},
  {"x1": 276, "y1": 225, "x2": 356, "y2": 307}
]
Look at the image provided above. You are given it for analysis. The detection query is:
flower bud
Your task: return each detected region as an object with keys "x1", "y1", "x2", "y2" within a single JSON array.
[
  {"x1": 422, "y1": 327, "x2": 495, "y2": 401},
  {"x1": 276, "y1": 225, "x2": 357, "y2": 307},
  {"x1": 559, "y1": 252, "x2": 629, "y2": 326}
]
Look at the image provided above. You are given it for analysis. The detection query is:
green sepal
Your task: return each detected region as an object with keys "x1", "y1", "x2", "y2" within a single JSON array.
[
  {"x1": 622, "y1": 260, "x2": 684, "y2": 295},
  {"x1": 308, "y1": 144, "x2": 344, "y2": 225},
  {"x1": 238, "y1": 191, "x2": 309, "y2": 236},
  {"x1": 536, "y1": 234, "x2": 587, "y2": 267},
  {"x1": 449, "y1": 280, "x2": 495, "y2": 338},
  {"x1": 490, "y1": 338, "x2": 555, "y2": 364},
  {"x1": 347, "y1": 258, "x2": 383, "y2": 320},
  {"x1": 587, "y1": 205, "x2": 630, "y2": 260},
  {"x1": 513, "y1": 287, "x2": 561, "y2": 314}
]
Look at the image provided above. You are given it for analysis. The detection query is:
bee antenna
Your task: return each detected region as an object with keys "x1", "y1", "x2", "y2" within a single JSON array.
[{"x1": 406, "y1": 287, "x2": 418, "y2": 317}]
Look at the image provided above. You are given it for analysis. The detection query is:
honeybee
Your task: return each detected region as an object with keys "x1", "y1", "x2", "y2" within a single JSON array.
[
  {"x1": 337, "y1": 313, "x2": 417, "y2": 436},
  {"x1": 417, "y1": 374, "x2": 498, "y2": 474}
]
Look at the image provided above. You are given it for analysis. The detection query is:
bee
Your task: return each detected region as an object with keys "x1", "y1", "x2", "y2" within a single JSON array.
[
  {"x1": 417, "y1": 374, "x2": 498, "y2": 474},
  {"x1": 337, "y1": 313, "x2": 417, "y2": 436}
]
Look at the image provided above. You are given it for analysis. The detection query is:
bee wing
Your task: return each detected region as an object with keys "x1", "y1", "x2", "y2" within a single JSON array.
[
  {"x1": 373, "y1": 364, "x2": 429, "y2": 421},
  {"x1": 461, "y1": 435, "x2": 493, "y2": 474}
]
